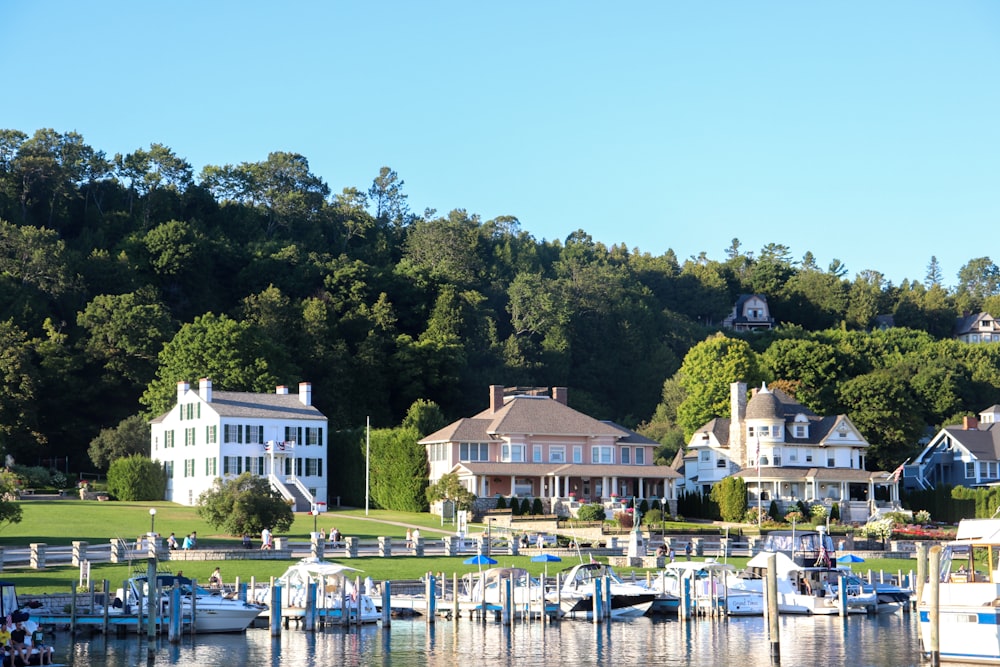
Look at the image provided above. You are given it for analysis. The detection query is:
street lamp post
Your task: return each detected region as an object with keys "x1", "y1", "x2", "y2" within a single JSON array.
[{"x1": 148, "y1": 507, "x2": 157, "y2": 536}]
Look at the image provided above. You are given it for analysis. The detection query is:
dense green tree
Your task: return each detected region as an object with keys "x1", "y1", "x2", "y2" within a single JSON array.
[
  {"x1": 366, "y1": 426, "x2": 428, "y2": 512},
  {"x1": 140, "y1": 313, "x2": 283, "y2": 416},
  {"x1": 675, "y1": 334, "x2": 763, "y2": 437},
  {"x1": 77, "y1": 287, "x2": 176, "y2": 384},
  {"x1": 402, "y1": 399, "x2": 447, "y2": 437},
  {"x1": 710, "y1": 476, "x2": 747, "y2": 523},
  {"x1": 88, "y1": 414, "x2": 150, "y2": 470},
  {"x1": 106, "y1": 454, "x2": 167, "y2": 501},
  {"x1": 836, "y1": 370, "x2": 924, "y2": 470},
  {"x1": 760, "y1": 338, "x2": 841, "y2": 411},
  {"x1": 196, "y1": 472, "x2": 294, "y2": 535}
]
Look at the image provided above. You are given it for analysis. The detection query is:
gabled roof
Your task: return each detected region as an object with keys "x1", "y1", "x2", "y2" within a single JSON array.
[
  {"x1": 939, "y1": 423, "x2": 1000, "y2": 460},
  {"x1": 601, "y1": 421, "x2": 660, "y2": 445},
  {"x1": 691, "y1": 418, "x2": 731, "y2": 447},
  {"x1": 420, "y1": 394, "x2": 623, "y2": 444},
  {"x1": 152, "y1": 390, "x2": 326, "y2": 423},
  {"x1": 955, "y1": 312, "x2": 999, "y2": 336}
]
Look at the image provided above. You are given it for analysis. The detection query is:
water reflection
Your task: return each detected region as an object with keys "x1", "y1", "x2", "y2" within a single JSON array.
[{"x1": 62, "y1": 612, "x2": 922, "y2": 667}]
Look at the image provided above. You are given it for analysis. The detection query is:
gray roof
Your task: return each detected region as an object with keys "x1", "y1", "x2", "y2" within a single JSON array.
[
  {"x1": 420, "y1": 394, "x2": 624, "y2": 443},
  {"x1": 943, "y1": 423, "x2": 1000, "y2": 459},
  {"x1": 453, "y1": 461, "x2": 680, "y2": 479},
  {"x1": 153, "y1": 390, "x2": 326, "y2": 423},
  {"x1": 731, "y1": 467, "x2": 890, "y2": 482},
  {"x1": 955, "y1": 312, "x2": 998, "y2": 336},
  {"x1": 746, "y1": 388, "x2": 783, "y2": 420}
]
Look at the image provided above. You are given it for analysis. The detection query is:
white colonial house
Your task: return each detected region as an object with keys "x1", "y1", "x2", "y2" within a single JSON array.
[
  {"x1": 150, "y1": 378, "x2": 328, "y2": 509},
  {"x1": 682, "y1": 381, "x2": 901, "y2": 523}
]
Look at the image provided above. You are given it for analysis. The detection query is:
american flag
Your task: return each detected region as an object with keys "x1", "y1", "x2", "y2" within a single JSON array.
[{"x1": 890, "y1": 460, "x2": 907, "y2": 483}]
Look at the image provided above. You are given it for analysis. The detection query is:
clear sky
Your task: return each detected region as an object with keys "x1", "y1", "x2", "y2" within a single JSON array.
[{"x1": 4, "y1": 2, "x2": 999, "y2": 288}]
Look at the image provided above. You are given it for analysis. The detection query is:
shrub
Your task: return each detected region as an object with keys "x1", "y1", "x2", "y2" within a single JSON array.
[
  {"x1": 531, "y1": 497, "x2": 544, "y2": 515},
  {"x1": 106, "y1": 455, "x2": 167, "y2": 501},
  {"x1": 810, "y1": 504, "x2": 828, "y2": 522},
  {"x1": 510, "y1": 497, "x2": 521, "y2": 516},
  {"x1": 643, "y1": 508, "x2": 663, "y2": 525},
  {"x1": 914, "y1": 509, "x2": 931, "y2": 524},
  {"x1": 784, "y1": 510, "x2": 805, "y2": 524},
  {"x1": 709, "y1": 476, "x2": 747, "y2": 523},
  {"x1": 768, "y1": 500, "x2": 782, "y2": 523},
  {"x1": 638, "y1": 499, "x2": 649, "y2": 515},
  {"x1": 520, "y1": 498, "x2": 531, "y2": 516},
  {"x1": 495, "y1": 496, "x2": 507, "y2": 510},
  {"x1": 576, "y1": 503, "x2": 606, "y2": 522},
  {"x1": 830, "y1": 502, "x2": 841, "y2": 521},
  {"x1": 615, "y1": 510, "x2": 634, "y2": 529}
]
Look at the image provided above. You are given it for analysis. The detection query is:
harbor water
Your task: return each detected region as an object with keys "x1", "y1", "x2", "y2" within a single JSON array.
[{"x1": 61, "y1": 611, "x2": 923, "y2": 667}]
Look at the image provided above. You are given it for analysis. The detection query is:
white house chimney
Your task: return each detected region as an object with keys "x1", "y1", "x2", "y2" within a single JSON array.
[
  {"x1": 199, "y1": 377, "x2": 212, "y2": 403},
  {"x1": 177, "y1": 380, "x2": 190, "y2": 404},
  {"x1": 298, "y1": 382, "x2": 312, "y2": 406},
  {"x1": 276, "y1": 385, "x2": 289, "y2": 395},
  {"x1": 729, "y1": 381, "x2": 748, "y2": 467}
]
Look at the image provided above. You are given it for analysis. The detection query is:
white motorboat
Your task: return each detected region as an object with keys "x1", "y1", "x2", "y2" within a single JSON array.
[
  {"x1": 734, "y1": 551, "x2": 877, "y2": 615},
  {"x1": 118, "y1": 574, "x2": 266, "y2": 633},
  {"x1": 554, "y1": 561, "x2": 656, "y2": 619},
  {"x1": 918, "y1": 518, "x2": 1000, "y2": 664},
  {"x1": 259, "y1": 557, "x2": 380, "y2": 624},
  {"x1": 658, "y1": 560, "x2": 764, "y2": 616}
]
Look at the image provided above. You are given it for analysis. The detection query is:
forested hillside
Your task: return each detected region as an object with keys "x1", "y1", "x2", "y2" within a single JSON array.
[{"x1": 1, "y1": 128, "x2": 999, "y2": 478}]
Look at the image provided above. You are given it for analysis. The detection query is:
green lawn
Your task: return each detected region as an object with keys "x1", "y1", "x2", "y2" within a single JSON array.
[{"x1": 0, "y1": 500, "x2": 921, "y2": 595}]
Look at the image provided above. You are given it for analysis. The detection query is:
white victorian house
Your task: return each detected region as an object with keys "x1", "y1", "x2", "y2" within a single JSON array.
[
  {"x1": 150, "y1": 378, "x2": 328, "y2": 509},
  {"x1": 683, "y1": 381, "x2": 900, "y2": 523}
]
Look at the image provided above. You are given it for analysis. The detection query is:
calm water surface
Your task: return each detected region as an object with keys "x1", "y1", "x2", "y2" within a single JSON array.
[{"x1": 62, "y1": 612, "x2": 923, "y2": 667}]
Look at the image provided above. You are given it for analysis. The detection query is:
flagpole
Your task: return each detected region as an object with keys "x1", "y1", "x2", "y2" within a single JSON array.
[
  {"x1": 756, "y1": 436, "x2": 762, "y2": 528},
  {"x1": 365, "y1": 416, "x2": 371, "y2": 516}
]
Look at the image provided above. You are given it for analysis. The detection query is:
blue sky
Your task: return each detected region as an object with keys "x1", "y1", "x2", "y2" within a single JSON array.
[{"x1": 4, "y1": 2, "x2": 999, "y2": 288}]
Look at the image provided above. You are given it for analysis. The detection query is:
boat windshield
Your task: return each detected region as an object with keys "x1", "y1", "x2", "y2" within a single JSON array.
[{"x1": 940, "y1": 543, "x2": 1000, "y2": 583}]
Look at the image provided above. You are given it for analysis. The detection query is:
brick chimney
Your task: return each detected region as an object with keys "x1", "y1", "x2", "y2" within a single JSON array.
[
  {"x1": 199, "y1": 377, "x2": 212, "y2": 403},
  {"x1": 298, "y1": 382, "x2": 312, "y2": 406},
  {"x1": 276, "y1": 385, "x2": 289, "y2": 395},
  {"x1": 964, "y1": 415, "x2": 980, "y2": 430},
  {"x1": 552, "y1": 386, "x2": 568, "y2": 405},
  {"x1": 729, "y1": 382, "x2": 748, "y2": 467},
  {"x1": 177, "y1": 380, "x2": 190, "y2": 404},
  {"x1": 490, "y1": 385, "x2": 505, "y2": 413}
]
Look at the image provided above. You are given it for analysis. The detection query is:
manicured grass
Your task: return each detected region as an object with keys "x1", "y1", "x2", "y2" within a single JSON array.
[{"x1": 0, "y1": 500, "x2": 922, "y2": 595}]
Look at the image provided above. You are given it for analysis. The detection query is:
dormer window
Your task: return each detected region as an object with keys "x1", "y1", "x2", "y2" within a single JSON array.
[
  {"x1": 793, "y1": 424, "x2": 807, "y2": 438},
  {"x1": 759, "y1": 425, "x2": 769, "y2": 437}
]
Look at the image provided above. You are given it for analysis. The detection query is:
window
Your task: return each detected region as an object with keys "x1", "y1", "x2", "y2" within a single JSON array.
[
  {"x1": 986, "y1": 462, "x2": 999, "y2": 479},
  {"x1": 224, "y1": 425, "x2": 241, "y2": 443},
  {"x1": 163, "y1": 461, "x2": 174, "y2": 478},
  {"x1": 306, "y1": 427, "x2": 322, "y2": 446},
  {"x1": 573, "y1": 446, "x2": 582, "y2": 464},
  {"x1": 716, "y1": 458, "x2": 727, "y2": 468},
  {"x1": 533, "y1": 445, "x2": 542, "y2": 463},
  {"x1": 185, "y1": 427, "x2": 196, "y2": 447},
  {"x1": 205, "y1": 457, "x2": 217, "y2": 476},
  {"x1": 459, "y1": 443, "x2": 488, "y2": 461},
  {"x1": 747, "y1": 426, "x2": 755, "y2": 438},
  {"x1": 184, "y1": 459, "x2": 195, "y2": 477},
  {"x1": 805, "y1": 451, "x2": 813, "y2": 463},
  {"x1": 635, "y1": 448, "x2": 645, "y2": 465},
  {"x1": 501, "y1": 444, "x2": 525, "y2": 462},
  {"x1": 827, "y1": 456, "x2": 835, "y2": 467},
  {"x1": 760, "y1": 455, "x2": 769, "y2": 466},
  {"x1": 245, "y1": 425, "x2": 263, "y2": 444},
  {"x1": 284, "y1": 426, "x2": 300, "y2": 444},
  {"x1": 759, "y1": 425, "x2": 769, "y2": 437},
  {"x1": 967, "y1": 461, "x2": 977, "y2": 479},
  {"x1": 164, "y1": 430, "x2": 175, "y2": 449},
  {"x1": 591, "y1": 446, "x2": 613, "y2": 464},
  {"x1": 205, "y1": 425, "x2": 217, "y2": 444},
  {"x1": 788, "y1": 450, "x2": 798, "y2": 463},
  {"x1": 621, "y1": 447, "x2": 630, "y2": 464},
  {"x1": 794, "y1": 425, "x2": 807, "y2": 438},
  {"x1": 306, "y1": 458, "x2": 322, "y2": 476},
  {"x1": 223, "y1": 456, "x2": 242, "y2": 475},
  {"x1": 699, "y1": 450, "x2": 711, "y2": 462},
  {"x1": 549, "y1": 446, "x2": 566, "y2": 463}
]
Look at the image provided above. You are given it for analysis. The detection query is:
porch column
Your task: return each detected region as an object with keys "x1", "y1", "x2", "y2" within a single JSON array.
[
  {"x1": 602, "y1": 477, "x2": 609, "y2": 498},
  {"x1": 509, "y1": 475, "x2": 515, "y2": 494},
  {"x1": 611, "y1": 476, "x2": 618, "y2": 497},
  {"x1": 638, "y1": 478, "x2": 645, "y2": 499}
]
